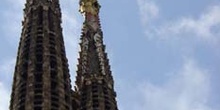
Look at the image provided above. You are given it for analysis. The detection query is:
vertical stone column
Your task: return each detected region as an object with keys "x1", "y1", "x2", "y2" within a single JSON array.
[{"x1": 42, "y1": 5, "x2": 51, "y2": 110}]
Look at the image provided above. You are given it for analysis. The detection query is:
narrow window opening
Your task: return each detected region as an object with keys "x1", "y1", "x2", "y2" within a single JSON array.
[
  {"x1": 50, "y1": 70, "x2": 57, "y2": 79},
  {"x1": 35, "y1": 89, "x2": 42, "y2": 94},
  {"x1": 50, "y1": 60, "x2": 57, "y2": 68},
  {"x1": 34, "y1": 106, "x2": 42, "y2": 110},
  {"x1": 36, "y1": 45, "x2": 43, "y2": 51},
  {"x1": 65, "y1": 94, "x2": 70, "y2": 102},
  {"x1": 34, "y1": 95, "x2": 42, "y2": 100},
  {"x1": 51, "y1": 96, "x2": 59, "y2": 102},
  {"x1": 21, "y1": 71, "x2": 27, "y2": 79},
  {"x1": 23, "y1": 53, "x2": 29, "y2": 60},
  {"x1": 50, "y1": 50, "x2": 56, "y2": 54},
  {"x1": 37, "y1": 6, "x2": 43, "y2": 25},
  {"x1": 37, "y1": 31, "x2": 43, "y2": 35},
  {"x1": 19, "y1": 87, "x2": 26, "y2": 94},
  {"x1": 35, "y1": 74, "x2": 42, "y2": 82},
  {"x1": 34, "y1": 100, "x2": 42, "y2": 105},
  {"x1": 36, "y1": 37, "x2": 43, "y2": 44},
  {"x1": 49, "y1": 40, "x2": 55, "y2": 46},
  {"x1": 51, "y1": 91, "x2": 59, "y2": 96},
  {"x1": 19, "y1": 105, "x2": 25, "y2": 110},
  {"x1": 34, "y1": 83, "x2": 43, "y2": 89},
  {"x1": 36, "y1": 63, "x2": 42, "y2": 72},
  {"x1": 51, "y1": 102, "x2": 59, "y2": 108},
  {"x1": 93, "y1": 94, "x2": 98, "y2": 98},
  {"x1": 19, "y1": 92, "x2": 26, "y2": 99},
  {"x1": 36, "y1": 55, "x2": 43, "y2": 62},
  {"x1": 48, "y1": 8, "x2": 55, "y2": 31},
  {"x1": 51, "y1": 81, "x2": 57, "y2": 90}
]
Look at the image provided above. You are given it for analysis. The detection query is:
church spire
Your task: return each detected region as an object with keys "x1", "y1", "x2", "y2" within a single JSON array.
[
  {"x1": 75, "y1": 0, "x2": 118, "y2": 109},
  {"x1": 10, "y1": 0, "x2": 73, "y2": 109}
]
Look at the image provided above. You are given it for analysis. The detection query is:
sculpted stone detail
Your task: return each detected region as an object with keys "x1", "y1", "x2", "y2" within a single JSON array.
[
  {"x1": 93, "y1": 32, "x2": 106, "y2": 75},
  {"x1": 85, "y1": 80, "x2": 91, "y2": 85},
  {"x1": 87, "y1": 15, "x2": 100, "y2": 31},
  {"x1": 108, "y1": 83, "x2": 112, "y2": 89},
  {"x1": 83, "y1": 18, "x2": 100, "y2": 32},
  {"x1": 81, "y1": 36, "x2": 89, "y2": 75},
  {"x1": 82, "y1": 37, "x2": 89, "y2": 51},
  {"x1": 79, "y1": 0, "x2": 100, "y2": 15}
]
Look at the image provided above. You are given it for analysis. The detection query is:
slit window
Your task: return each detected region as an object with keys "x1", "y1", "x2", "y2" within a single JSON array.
[
  {"x1": 51, "y1": 96, "x2": 59, "y2": 102},
  {"x1": 51, "y1": 91, "x2": 59, "y2": 96},
  {"x1": 34, "y1": 106, "x2": 42, "y2": 110},
  {"x1": 50, "y1": 70, "x2": 57, "y2": 79},
  {"x1": 35, "y1": 74, "x2": 42, "y2": 82},
  {"x1": 34, "y1": 100, "x2": 42, "y2": 105},
  {"x1": 36, "y1": 63, "x2": 42, "y2": 72},
  {"x1": 51, "y1": 102, "x2": 59, "y2": 108},
  {"x1": 35, "y1": 89, "x2": 42, "y2": 94},
  {"x1": 51, "y1": 81, "x2": 57, "y2": 89},
  {"x1": 22, "y1": 53, "x2": 29, "y2": 60},
  {"x1": 34, "y1": 95, "x2": 42, "y2": 100},
  {"x1": 37, "y1": 6, "x2": 43, "y2": 25},
  {"x1": 34, "y1": 83, "x2": 43, "y2": 89},
  {"x1": 19, "y1": 105, "x2": 25, "y2": 110},
  {"x1": 48, "y1": 8, "x2": 55, "y2": 31},
  {"x1": 65, "y1": 94, "x2": 70, "y2": 102},
  {"x1": 50, "y1": 60, "x2": 57, "y2": 68},
  {"x1": 36, "y1": 55, "x2": 43, "y2": 62},
  {"x1": 21, "y1": 71, "x2": 27, "y2": 79}
]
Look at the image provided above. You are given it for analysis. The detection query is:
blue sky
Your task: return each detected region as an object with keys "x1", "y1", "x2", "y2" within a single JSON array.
[{"x1": 0, "y1": 0, "x2": 220, "y2": 110}]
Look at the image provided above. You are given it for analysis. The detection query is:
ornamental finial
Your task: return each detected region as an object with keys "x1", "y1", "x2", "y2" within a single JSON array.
[{"x1": 79, "y1": 0, "x2": 101, "y2": 15}]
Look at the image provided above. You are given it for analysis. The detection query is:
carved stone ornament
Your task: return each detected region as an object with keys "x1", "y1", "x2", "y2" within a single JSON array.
[
  {"x1": 98, "y1": 79, "x2": 102, "y2": 84},
  {"x1": 86, "y1": 15, "x2": 99, "y2": 31},
  {"x1": 89, "y1": 21, "x2": 99, "y2": 31},
  {"x1": 79, "y1": 0, "x2": 100, "y2": 15},
  {"x1": 93, "y1": 33, "x2": 107, "y2": 75},
  {"x1": 81, "y1": 58, "x2": 87, "y2": 74},
  {"x1": 29, "y1": 0, "x2": 33, "y2": 4},
  {"x1": 82, "y1": 37, "x2": 89, "y2": 51},
  {"x1": 94, "y1": 33, "x2": 102, "y2": 47},
  {"x1": 108, "y1": 83, "x2": 112, "y2": 89},
  {"x1": 85, "y1": 80, "x2": 91, "y2": 85}
]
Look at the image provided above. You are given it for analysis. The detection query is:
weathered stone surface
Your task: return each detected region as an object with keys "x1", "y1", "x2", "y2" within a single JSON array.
[
  {"x1": 75, "y1": 0, "x2": 119, "y2": 110},
  {"x1": 10, "y1": 1, "x2": 73, "y2": 110}
]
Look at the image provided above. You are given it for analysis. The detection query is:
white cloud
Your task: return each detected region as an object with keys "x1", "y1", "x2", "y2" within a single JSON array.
[
  {"x1": 0, "y1": 1, "x2": 24, "y2": 110},
  {"x1": 0, "y1": 82, "x2": 10, "y2": 110},
  {"x1": 137, "y1": 1, "x2": 220, "y2": 45},
  {"x1": 155, "y1": 4, "x2": 220, "y2": 44},
  {"x1": 60, "y1": 0, "x2": 82, "y2": 85},
  {"x1": 0, "y1": 59, "x2": 15, "y2": 83},
  {"x1": 1, "y1": 0, "x2": 25, "y2": 45},
  {"x1": 0, "y1": 58, "x2": 16, "y2": 110},
  {"x1": 133, "y1": 59, "x2": 213, "y2": 110},
  {"x1": 137, "y1": 0, "x2": 159, "y2": 25}
]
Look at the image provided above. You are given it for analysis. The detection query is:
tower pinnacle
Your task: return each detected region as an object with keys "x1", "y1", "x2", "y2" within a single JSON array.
[
  {"x1": 10, "y1": 0, "x2": 73, "y2": 110},
  {"x1": 75, "y1": 0, "x2": 119, "y2": 110}
]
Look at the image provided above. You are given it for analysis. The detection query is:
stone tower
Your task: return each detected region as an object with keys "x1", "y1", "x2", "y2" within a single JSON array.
[
  {"x1": 75, "y1": 0, "x2": 118, "y2": 109},
  {"x1": 9, "y1": 0, "x2": 73, "y2": 110}
]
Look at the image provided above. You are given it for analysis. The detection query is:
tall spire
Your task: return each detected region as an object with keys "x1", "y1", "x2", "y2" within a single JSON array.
[
  {"x1": 75, "y1": 0, "x2": 118, "y2": 109},
  {"x1": 10, "y1": 0, "x2": 73, "y2": 110}
]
